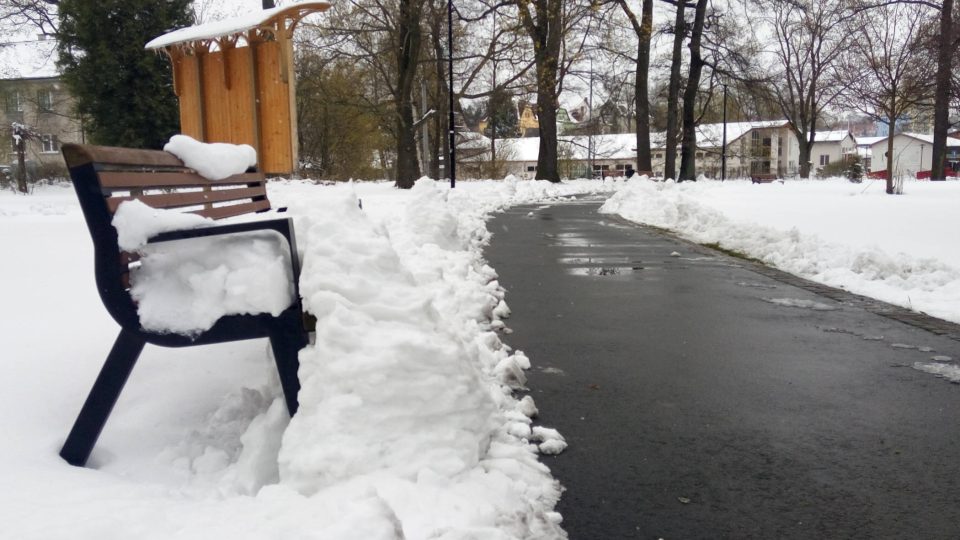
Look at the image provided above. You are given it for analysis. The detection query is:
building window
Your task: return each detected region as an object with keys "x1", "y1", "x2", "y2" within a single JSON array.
[
  {"x1": 819, "y1": 154, "x2": 830, "y2": 166},
  {"x1": 40, "y1": 134, "x2": 59, "y2": 153},
  {"x1": 696, "y1": 151, "x2": 704, "y2": 158},
  {"x1": 526, "y1": 166, "x2": 536, "y2": 172},
  {"x1": 5, "y1": 92, "x2": 22, "y2": 113},
  {"x1": 654, "y1": 153, "x2": 662, "y2": 159},
  {"x1": 37, "y1": 89, "x2": 53, "y2": 112}
]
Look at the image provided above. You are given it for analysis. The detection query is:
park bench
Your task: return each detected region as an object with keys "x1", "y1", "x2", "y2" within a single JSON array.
[
  {"x1": 750, "y1": 173, "x2": 779, "y2": 184},
  {"x1": 59, "y1": 143, "x2": 308, "y2": 467}
]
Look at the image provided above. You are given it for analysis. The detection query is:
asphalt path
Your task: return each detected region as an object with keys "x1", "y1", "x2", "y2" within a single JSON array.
[{"x1": 484, "y1": 199, "x2": 960, "y2": 540}]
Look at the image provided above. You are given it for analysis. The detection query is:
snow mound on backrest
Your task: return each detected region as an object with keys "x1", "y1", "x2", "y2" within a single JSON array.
[{"x1": 164, "y1": 134, "x2": 257, "y2": 180}]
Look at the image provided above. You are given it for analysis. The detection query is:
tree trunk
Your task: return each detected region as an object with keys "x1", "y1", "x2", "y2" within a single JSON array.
[
  {"x1": 797, "y1": 138, "x2": 812, "y2": 179},
  {"x1": 665, "y1": 2, "x2": 685, "y2": 180},
  {"x1": 678, "y1": 0, "x2": 707, "y2": 182},
  {"x1": 431, "y1": 13, "x2": 446, "y2": 180},
  {"x1": 16, "y1": 136, "x2": 28, "y2": 194},
  {"x1": 395, "y1": 0, "x2": 423, "y2": 189},
  {"x1": 931, "y1": 0, "x2": 953, "y2": 181},
  {"x1": 518, "y1": 0, "x2": 562, "y2": 183},
  {"x1": 885, "y1": 116, "x2": 895, "y2": 194},
  {"x1": 536, "y1": 83, "x2": 560, "y2": 182},
  {"x1": 635, "y1": 0, "x2": 653, "y2": 173}
]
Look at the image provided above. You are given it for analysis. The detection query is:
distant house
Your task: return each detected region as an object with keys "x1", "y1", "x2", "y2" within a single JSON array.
[
  {"x1": 1, "y1": 38, "x2": 83, "y2": 177},
  {"x1": 516, "y1": 101, "x2": 539, "y2": 137},
  {"x1": 809, "y1": 131, "x2": 857, "y2": 172},
  {"x1": 555, "y1": 107, "x2": 578, "y2": 135},
  {"x1": 854, "y1": 135, "x2": 884, "y2": 171},
  {"x1": 868, "y1": 132, "x2": 960, "y2": 177},
  {"x1": 461, "y1": 119, "x2": 804, "y2": 180},
  {"x1": 683, "y1": 120, "x2": 800, "y2": 179}
]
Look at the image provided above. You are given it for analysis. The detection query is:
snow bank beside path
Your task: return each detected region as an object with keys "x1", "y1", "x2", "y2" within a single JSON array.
[
  {"x1": 0, "y1": 178, "x2": 615, "y2": 540},
  {"x1": 600, "y1": 179, "x2": 960, "y2": 324}
]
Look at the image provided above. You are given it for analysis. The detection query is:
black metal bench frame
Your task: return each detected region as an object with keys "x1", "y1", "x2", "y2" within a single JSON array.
[{"x1": 59, "y1": 143, "x2": 308, "y2": 467}]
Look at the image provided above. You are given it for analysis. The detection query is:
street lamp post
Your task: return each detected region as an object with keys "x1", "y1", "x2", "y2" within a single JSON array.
[
  {"x1": 448, "y1": 0, "x2": 456, "y2": 188},
  {"x1": 721, "y1": 83, "x2": 728, "y2": 182}
]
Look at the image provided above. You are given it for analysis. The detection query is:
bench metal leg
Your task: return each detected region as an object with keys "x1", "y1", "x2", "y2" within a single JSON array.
[
  {"x1": 60, "y1": 329, "x2": 145, "y2": 467},
  {"x1": 269, "y1": 310, "x2": 307, "y2": 416}
]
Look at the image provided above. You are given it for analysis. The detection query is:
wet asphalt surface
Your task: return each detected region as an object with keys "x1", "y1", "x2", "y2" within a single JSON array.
[{"x1": 484, "y1": 199, "x2": 960, "y2": 540}]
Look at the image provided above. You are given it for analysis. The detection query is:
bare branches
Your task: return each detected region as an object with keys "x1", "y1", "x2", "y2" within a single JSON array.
[{"x1": 0, "y1": 0, "x2": 59, "y2": 36}]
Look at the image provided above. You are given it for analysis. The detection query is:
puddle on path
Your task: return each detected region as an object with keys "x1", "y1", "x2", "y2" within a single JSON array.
[{"x1": 566, "y1": 265, "x2": 660, "y2": 277}]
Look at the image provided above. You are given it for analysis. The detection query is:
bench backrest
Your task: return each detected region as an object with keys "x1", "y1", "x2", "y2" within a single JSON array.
[
  {"x1": 61, "y1": 143, "x2": 273, "y2": 334},
  {"x1": 61, "y1": 144, "x2": 271, "y2": 220}
]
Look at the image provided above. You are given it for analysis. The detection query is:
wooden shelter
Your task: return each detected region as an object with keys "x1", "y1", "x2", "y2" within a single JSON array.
[{"x1": 146, "y1": 2, "x2": 330, "y2": 174}]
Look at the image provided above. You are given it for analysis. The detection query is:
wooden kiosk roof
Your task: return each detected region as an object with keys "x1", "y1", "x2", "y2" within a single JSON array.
[
  {"x1": 146, "y1": 2, "x2": 331, "y2": 175},
  {"x1": 146, "y1": 2, "x2": 331, "y2": 51}
]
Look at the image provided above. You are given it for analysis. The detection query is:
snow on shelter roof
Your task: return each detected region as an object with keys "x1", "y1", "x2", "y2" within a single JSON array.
[{"x1": 145, "y1": 1, "x2": 330, "y2": 50}]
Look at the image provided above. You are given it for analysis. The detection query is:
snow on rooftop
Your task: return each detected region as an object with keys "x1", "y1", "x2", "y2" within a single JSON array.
[
  {"x1": 696, "y1": 120, "x2": 788, "y2": 148},
  {"x1": 0, "y1": 39, "x2": 59, "y2": 80},
  {"x1": 864, "y1": 133, "x2": 960, "y2": 147},
  {"x1": 811, "y1": 131, "x2": 852, "y2": 143},
  {"x1": 855, "y1": 136, "x2": 885, "y2": 146},
  {"x1": 487, "y1": 120, "x2": 789, "y2": 162},
  {"x1": 145, "y1": 1, "x2": 330, "y2": 50}
]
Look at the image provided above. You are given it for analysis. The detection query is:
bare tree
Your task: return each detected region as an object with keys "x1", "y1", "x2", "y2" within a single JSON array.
[
  {"x1": 510, "y1": 0, "x2": 595, "y2": 182},
  {"x1": 617, "y1": 0, "x2": 654, "y2": 173},
  {"x1": 663, "y1": 0, "x2": 686, "y2": 180},
  {"x1": 840, "y1": 2, "x2": 935, "y2": 193},
  {"x1": 763, "y1": 0, "x2": 850, "y2": 179},
  {"x1": 930, "y1": 0, "x2": 958, "y2": 180},
  {"x1": 394, "y1": 0, "x2": 424, "y2": 187},
  {"x1": 0, "y1": 0, "x2": 59, "y2": 36},
  {"x1": 676, "y1": 0, "x2": 708, "y2": 181},
  {"x1": 303, "y1": 0, "x2": 424, "y2": 188},
  {"x1": 851, "y1": 0, "x2": 959, "y2": 181}
]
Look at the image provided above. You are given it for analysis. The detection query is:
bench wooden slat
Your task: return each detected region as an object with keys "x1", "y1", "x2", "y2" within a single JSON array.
[
  {"x1": 193, "y1": 199, "x2": 272, "y2": 220},
  {"x1": 98, "y1": 171, "x2": 263, "y2": 189},
  {"x1": 106, "y1": 186, "x2": 268, "y2": 214},
  {"x1": 63, "y1": 144, "x2": 185, "y2": 169}
]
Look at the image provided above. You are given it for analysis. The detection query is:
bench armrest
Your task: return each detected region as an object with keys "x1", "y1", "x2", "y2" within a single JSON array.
[
  {"x1": 147, "y1": 217, "x2": 294, "y2": 244},
  {"x1": 146, "y1": 217, "x2": 302, "y2": 283}
]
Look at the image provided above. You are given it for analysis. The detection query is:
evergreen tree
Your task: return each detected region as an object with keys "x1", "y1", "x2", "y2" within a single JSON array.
[
  {"x1": 484, "y1": 88, "x2": 518, "y2": 140},
  {"x1": 56, "y1": 0, "x2": 192, "y2": 149}
]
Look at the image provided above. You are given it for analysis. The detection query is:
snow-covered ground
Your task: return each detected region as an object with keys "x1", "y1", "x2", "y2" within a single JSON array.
[
  {"x1": 601, "y1": 177, "x2": 960, "y2": 325},
  {"x1": 3, "y1": 174, "x2": 959, "y2": 538},
  {"x1": 0, "y1": 178, "x2": 613, "y2": 540}
]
